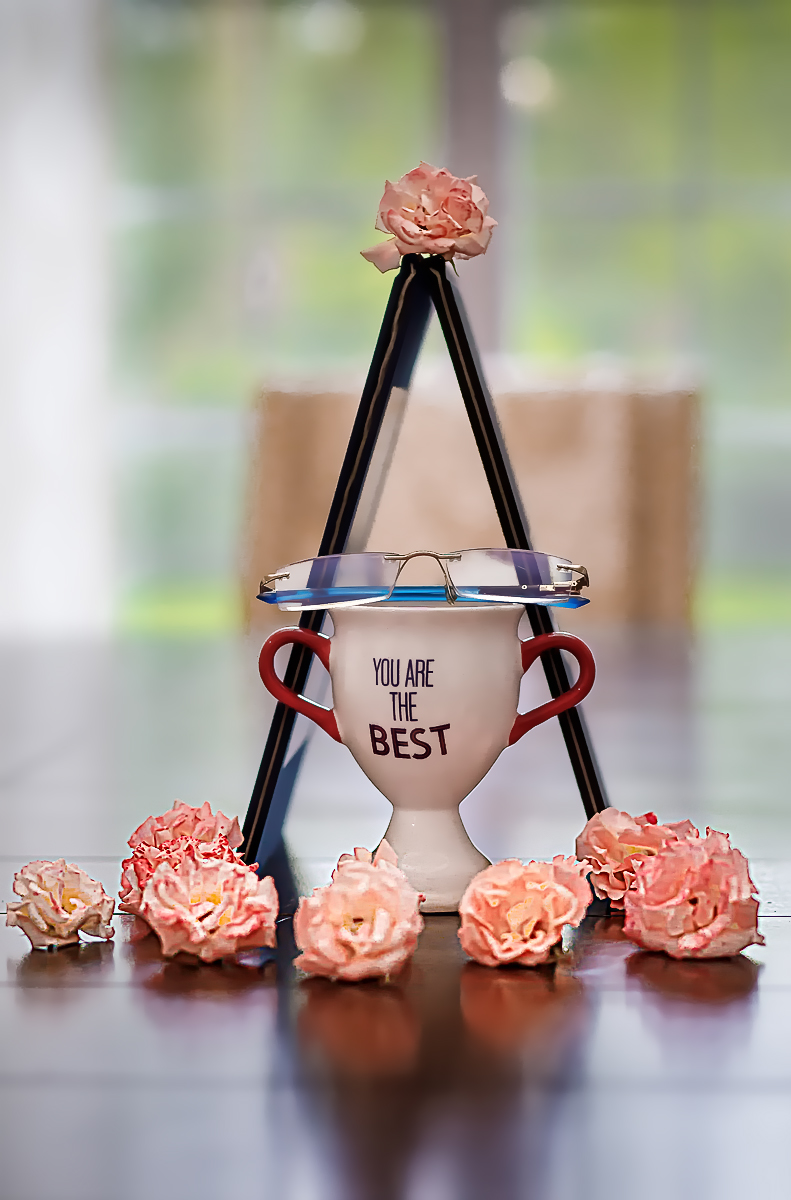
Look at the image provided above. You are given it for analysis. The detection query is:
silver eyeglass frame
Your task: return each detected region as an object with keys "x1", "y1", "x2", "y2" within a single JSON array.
[{"x1": 259, "y1": 548, "x2": 589, "y2": 610}]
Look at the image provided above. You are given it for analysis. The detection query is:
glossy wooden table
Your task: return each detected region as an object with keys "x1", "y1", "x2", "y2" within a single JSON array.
[{"x1": 1, "y1": 628, "x2": 789, "y2": 1199}]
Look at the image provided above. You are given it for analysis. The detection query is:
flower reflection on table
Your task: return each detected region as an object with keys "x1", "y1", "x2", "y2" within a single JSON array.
[
  {"x1": 626, "y1": 950, "x2": 761, "y2": 1005},
  {"x1": 119, "y1": 914, "x2": 276, "y2": 997},
  {"x1": 13, "y1": 938, "x2": 115, "y2": 1002},
  {"x1": 298, "y1": 976, "x2": 420, "y2": 1079},
  {"x1": 141, "y1": 957, "x2": 277, "y2": 998},
  {"x1": 625, "y1": 944, "x2": 762, "y2": 1079},
  {"x1": 289, "y1": 915, "x2": 596, "y2": 1200},
  {"x1": 460, "y1": 961, "x2": 588, "y2": 1064}
]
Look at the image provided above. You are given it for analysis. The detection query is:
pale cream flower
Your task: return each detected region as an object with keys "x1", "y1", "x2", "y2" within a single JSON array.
[{"x1": 6, "y1": 859, "x2": 114, "y2": 950}]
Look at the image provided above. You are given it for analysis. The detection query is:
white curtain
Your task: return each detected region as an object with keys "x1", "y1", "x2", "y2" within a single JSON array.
[{"x1": 0, "y1": 0, "x2": 111, "y2": 635}]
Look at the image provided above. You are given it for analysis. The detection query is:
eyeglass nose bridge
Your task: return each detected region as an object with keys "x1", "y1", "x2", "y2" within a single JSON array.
[{"x1": 382, "y1": 550, "x2": 462, "y2": 604}]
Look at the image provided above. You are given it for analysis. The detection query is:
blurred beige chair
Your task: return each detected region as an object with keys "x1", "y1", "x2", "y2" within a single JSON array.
[{"x1": 242, "y1": 381, "x2": 699, "y2": 631}]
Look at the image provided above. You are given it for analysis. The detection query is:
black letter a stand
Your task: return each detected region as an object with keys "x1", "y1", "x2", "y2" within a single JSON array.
[{"x1": 242, "y1": 254, "x2": 609, "y2": 873}]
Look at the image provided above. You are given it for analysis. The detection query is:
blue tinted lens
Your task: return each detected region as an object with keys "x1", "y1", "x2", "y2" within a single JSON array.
[
  {"x1": 263, "y1": 585, "x2": 392, "y2": 608},
  {"x1": 257, "y1": 585, "x2": 588, "y2": 609}
]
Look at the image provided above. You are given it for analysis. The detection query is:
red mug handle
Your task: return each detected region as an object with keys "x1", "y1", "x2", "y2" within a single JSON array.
[
  {"x1": 258, "y1": 627, "x2": 342, "y2": 742},
  {"x1": 509, "y1": 633, "x2": 595, "y2": 746}
]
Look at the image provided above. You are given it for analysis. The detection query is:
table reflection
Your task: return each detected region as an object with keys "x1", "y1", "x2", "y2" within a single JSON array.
[
  {"x1": 460, "y1": 962, "x2": 587, "y2": 1062},
  {"x1": 141, "y1": 956, "x2": 277, "y2": 998},
  {"x1": 290, "y1": 914, "x2": 593, "y2": 1200},
  {"x1": 13, "y1": 938, "x2": 115, "y2": 993},
  {"x1": 298, "y1": 977, "x2": 419, "y2": 1078},
  {"x1": 627, "y1": 950, "x2": 761, "y2": 1005}
]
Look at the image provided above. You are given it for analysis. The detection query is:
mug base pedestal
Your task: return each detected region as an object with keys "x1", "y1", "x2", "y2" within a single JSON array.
[{"x1": 383, "y1": 808, "x2": 490, "y2": 913}]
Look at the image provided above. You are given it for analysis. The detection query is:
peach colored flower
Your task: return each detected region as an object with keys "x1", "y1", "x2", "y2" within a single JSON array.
[
  {"x1": 139, "y1": 858, "x2": 278, "y2": 962},
  {"x1": 623, "y1": 829, "x2": 765, "y2": 959},
  {"x1": 294, "y1": 840, "x2": 423, "y2": 981},
  {"x1": 361, "y1": 161, "x2": 497, "y2": 272},
  {"x1": 119, "y1": 833, "x2": 245, "y2": 916},
  {"x1": 127, "y1": 800, "x2": 242, "y2": 852},
  {"x1": 6, "y1": 860, "x2": 114, "y2": 950},
  {"x1": 458, "y1": 857, "x2": 591, "y2": 968},
  {"x1": 575, "y1": 808, "x2": 699, "y2": 909}
]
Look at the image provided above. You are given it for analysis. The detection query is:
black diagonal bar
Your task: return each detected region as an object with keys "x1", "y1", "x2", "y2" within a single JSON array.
[
  {"x1": 425, "y1": 256, "x2": 609, "y2": 819},
  {"x1": 242, "y1": 257, "x2": 433, "y2": 862}
]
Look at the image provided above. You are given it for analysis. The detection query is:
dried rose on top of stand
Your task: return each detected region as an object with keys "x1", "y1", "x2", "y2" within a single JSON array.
[
  {"x1": 458, "y1": 857, "x2": 591, "y2": 968},
  {"x1": 623, "y1": 828, "x2": 764, "y2": 959},
  {"x1": 6, "y1": 859, "x2": 114, "y2": 950},
  {"x1": 575, "y1": 808, "x2": 699, "y2": 909},
  {"x1": 294, "y1": 841, "x2": 424, "y2": 982},
  {"x1": 361, "y1": 161, "x2": 497, "y2": 273}
]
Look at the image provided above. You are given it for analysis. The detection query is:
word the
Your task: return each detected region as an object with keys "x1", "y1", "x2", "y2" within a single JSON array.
[
  {"x1": 369, "y1": 724, "x2": 450, "y2": 759},
  {"x1": 389, "y1": 692, "x2": 417, "y2": 721}
]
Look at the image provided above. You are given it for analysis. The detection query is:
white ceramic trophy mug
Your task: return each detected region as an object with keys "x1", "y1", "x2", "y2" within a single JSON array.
[{"x1": 259, "y1": 605, "x2": 595, "y2": 911}]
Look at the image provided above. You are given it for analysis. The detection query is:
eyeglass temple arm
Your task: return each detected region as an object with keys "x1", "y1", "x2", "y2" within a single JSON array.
[
  {"x1": 547, "y1": 564, "x2": 589, "y2": 595},
  {"x1": 259, "y1": 570, "x2": 290, "y2": 594}
]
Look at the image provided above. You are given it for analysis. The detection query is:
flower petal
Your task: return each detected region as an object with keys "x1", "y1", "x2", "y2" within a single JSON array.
[{"x1": 360, "y1": 239, "x2": 402, "y2": 272}]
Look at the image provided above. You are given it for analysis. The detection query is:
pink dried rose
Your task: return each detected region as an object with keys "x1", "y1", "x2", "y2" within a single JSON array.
[
  {"x1": 458, "y1": 857, "x2": 591, "y2": 968},
  {"x1": 119, "y1": 832, "x2": 245, "y2": 916},
  {"x1": 575, "y1": 808, "x2": 699, "y2": 909},
  {"x1": 623, "y1": 828, "x2": 765, "y2": 959},
  {"x1": 6, "y1": 859, "x2": 114, "y2": 950},
  {"x1": 127, "y1": 800, "x2": 242, "y2": 852},
  {"x1": 361, "y1": 161, "x2": 497, "y2": 273},
  {"x1": 139, "y1": 858, "x2": 278, "y2": 962},
  {"x1": 294, "y1": 840, "x2": 424, "y2": 982}
]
